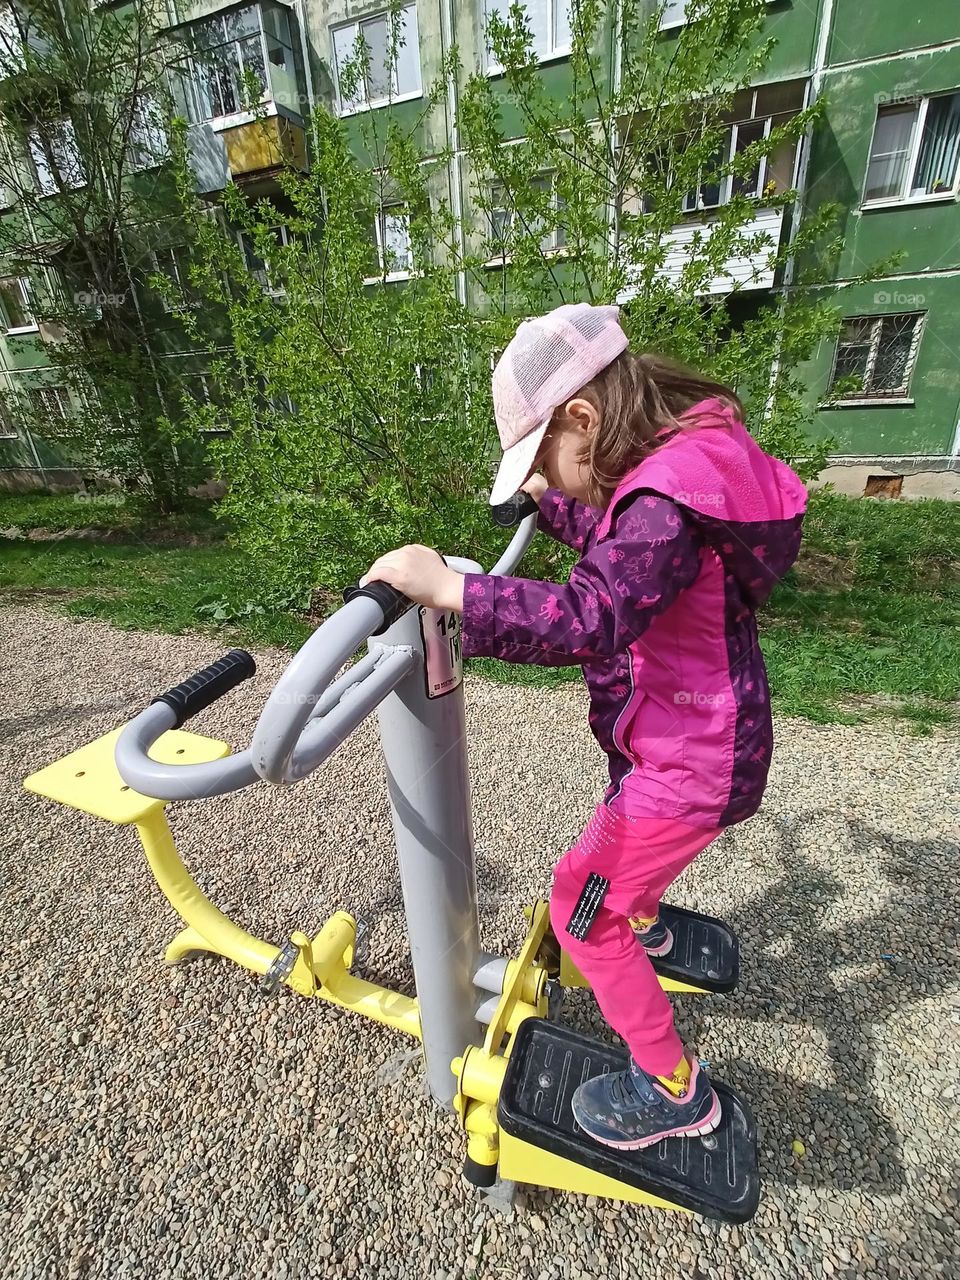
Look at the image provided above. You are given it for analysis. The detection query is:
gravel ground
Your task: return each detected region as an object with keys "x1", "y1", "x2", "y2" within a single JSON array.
[{"x1": 1, "y1": 604, "x2": 958, "y2": 1280}]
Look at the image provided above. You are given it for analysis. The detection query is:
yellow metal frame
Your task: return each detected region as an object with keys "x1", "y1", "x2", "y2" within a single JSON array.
[
  {"x1": 26, "y1": 725, "x2": 695, "y2": 1211},
  {"x1": 24, "y1": 726, "x2": 420, "y2": 1041},
  {"x1": 450, "y1": 901, "x2": 692, "y2": 1211}
]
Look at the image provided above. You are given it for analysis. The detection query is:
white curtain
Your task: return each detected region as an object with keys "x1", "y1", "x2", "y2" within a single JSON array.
[
  {"x1": 864, "y1": 104, "x2": 916, "y2": 202},
  {"x1": 912, "y1": 93, "x2": 960, "y2": 196}
]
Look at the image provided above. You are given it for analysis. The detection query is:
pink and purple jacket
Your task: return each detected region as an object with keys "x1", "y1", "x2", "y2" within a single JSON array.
[{"x1": 461, "y1": 399, "x2": 808, "y2": 829}]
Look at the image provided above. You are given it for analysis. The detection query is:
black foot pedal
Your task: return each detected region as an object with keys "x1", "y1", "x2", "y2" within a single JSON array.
[
  {"x1": 652, "y1": 904, "x2": 739, "y2": 994},
  {"x1": 498, "y1": 1021, "x2": 759, "y2": 1223}
]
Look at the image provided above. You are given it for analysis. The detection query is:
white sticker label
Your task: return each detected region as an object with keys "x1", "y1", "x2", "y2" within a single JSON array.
[{"x1": 419, "y1": 606, "x2": 463, "y2": 700}]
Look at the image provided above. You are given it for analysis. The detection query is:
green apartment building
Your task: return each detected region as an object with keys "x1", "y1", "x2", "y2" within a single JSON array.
[{"x1": 0, "y1": 0, "x2": 958, "y2": 496}]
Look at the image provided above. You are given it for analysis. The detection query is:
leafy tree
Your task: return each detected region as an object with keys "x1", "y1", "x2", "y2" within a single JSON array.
[
  {"x1": 0, "y1": 0, "x2": 197, "y2": 510},
  {"x1": 172, "y1": 0, "x2": 865, "y2": 598}
]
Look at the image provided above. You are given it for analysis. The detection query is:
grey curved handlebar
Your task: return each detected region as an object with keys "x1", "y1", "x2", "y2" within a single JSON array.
[
  {"x1": 115, "y1": 515, "x2": 538, "y2": 800},
  {"x1": 488, "y1": 511, "x2": 537, "y2": 578},
  {"x1": 249, "y1": 596, "x2": 418, "y2": 785},
  {"x1": 116, "y1": 701, "x2": 260, "y2": 800}
]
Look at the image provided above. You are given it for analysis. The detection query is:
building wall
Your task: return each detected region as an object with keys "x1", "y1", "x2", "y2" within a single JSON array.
[
  {"x1": 796, "y1": 21, "x2": 960, "y2": 488},
  {"x1": 1, "y1": 0, "x2": 959, "y2": 493}
]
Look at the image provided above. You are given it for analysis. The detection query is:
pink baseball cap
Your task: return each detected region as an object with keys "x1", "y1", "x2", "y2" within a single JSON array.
[{"x1": 488, "y1": 302, "x2": 629, "y2": 506}]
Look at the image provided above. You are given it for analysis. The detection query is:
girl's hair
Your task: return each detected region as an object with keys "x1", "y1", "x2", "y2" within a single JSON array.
[{"x1": 556, "y1": 350, "x2": 743, "y2": 508}]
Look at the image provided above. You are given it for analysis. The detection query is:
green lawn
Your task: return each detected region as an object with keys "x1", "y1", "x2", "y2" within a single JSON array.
[{"x1": 1, "y1": 488, "x2": 957, "y2": 730}]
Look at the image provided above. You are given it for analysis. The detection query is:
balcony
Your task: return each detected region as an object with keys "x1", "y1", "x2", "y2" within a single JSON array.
[
  {"x1": 169, "y1": 1, "x2": 308, "y2": 192},
  {"x1": 619, "y1": 206, "x2": 787, "y2": 301},
  {"x1": 618, "y1": 78, "x2": 807, "y2": 300},
  {"x1": 223, "y1": 113, "x2": 306, "y2": 185}
]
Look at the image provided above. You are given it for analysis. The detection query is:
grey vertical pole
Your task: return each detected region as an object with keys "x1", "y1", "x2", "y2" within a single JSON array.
[{"x1": 370, "y1": 557, "x2": 482, "y2": 1108}]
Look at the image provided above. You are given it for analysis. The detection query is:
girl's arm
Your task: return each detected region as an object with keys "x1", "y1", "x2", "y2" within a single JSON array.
[
  {"x1": 536, "y1": 488, "x2": 603, "y2": 552},
  {"x1": 461, "y1": 494, "x2": 702, "y2": 667}
]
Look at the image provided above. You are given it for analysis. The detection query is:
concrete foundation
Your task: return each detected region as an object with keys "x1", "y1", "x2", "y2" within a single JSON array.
[{"x1": 810, "y1": 458, "x2": 960, "y2": 501}]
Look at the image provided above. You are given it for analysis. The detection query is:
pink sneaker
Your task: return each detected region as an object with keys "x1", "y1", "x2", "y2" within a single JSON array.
[{"x1": 631, "y1": 915, "x2": 674, "y2": 958}]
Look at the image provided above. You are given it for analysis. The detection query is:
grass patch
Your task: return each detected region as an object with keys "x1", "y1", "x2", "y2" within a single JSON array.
[
  {"x1": 0, "y1": 489, "x2": 221, "y2": 540},
  {"x1": 760, "y1": 491, "x2": 959, "y2": 727},
  {"x1": 0, "y1": 488, "x2": 957, "y2": 729},
  {"x1": 0, "y1": 536, "x2": 311, "y2": 650}
]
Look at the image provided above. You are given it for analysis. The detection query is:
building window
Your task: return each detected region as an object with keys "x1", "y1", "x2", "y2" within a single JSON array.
[
  {"x1": 0, "y1": 3, "x2": 24, "y2": 76},
  {"x1": 863, "y1": 92, "x2": 960, "y2": 206},
  {"x1": 171, "y1": 3, "x2": 300, "y2": 124},
  {"x1": 660, "y1": 0, "x2": 775, "y2": 30},
  {"x1": 0, "y1": 276, "x2": 36, "y2": 332},
  {"x1": 182, "y1": 371, "x2": 230, "y2": 434},
  {"x1": 659, "y1": 0, "x2": 688, "y2": 29},
  {"x1": 622, "y1": 82, "x2": 806, "y2": 218},
  {"x1": 128, "y1": 94, "x2": 168, "y2": 172},
  {"x1": 828, "y1": 313, "x2": 924, "y2": 401},
  {"x1": 332, "y1": 5, "x2": 421, "y2": 114},
  {"x1": 0, "y1": 397, "x2": 18, "y2": 439},
  {"x1": 682, "y1": 117, "x2": 773, "y2": 212},
  {"x1": 238, "y1": 223, "x2": 296, "y2": 296},
  {"x1": 483, "y1": 0, "x2": 571, "y2": 71},
  {"x1": 149, "y1": 246, "x2": 198, "y2": 311},
  {"x1": 27, "y1": 119, "x2": 86, "y2": 195},
  {"x1": 366, "y1": 205, "x2": 413, "y2": 279},
  {"x1": 27, "y1": 385, "x2": 70, "y2": 422},
  {"x1": 488, "y1": 173, "x2": 566, "y2": 258}
]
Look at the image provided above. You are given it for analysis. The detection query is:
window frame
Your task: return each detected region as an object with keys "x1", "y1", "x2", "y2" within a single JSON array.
[
  {"x1": 331, "y1": 4, "x2": 422, "y2": 117},
  {"x1": 485, "y1": 170, "x2": 567, "y2": 265},
  {"x1": 659, "y1": 0, "x2": 776, "y2": 32},
  {"x1": 172, "y1": 4, "x2": 279, "y2": 127},
  {"x1": 183, "y1": 370, "x2": 231, "y2": 435},
  {"x1": 0, "y1": 396, "x2": 18, "y2": 439},
  {"x1": 237, "y1": 222, "x2": 297, "y2": 297},
  {"x1": 148, "y1": 245, "x2": 197, "y2": 312},
  {"x1": 27, "y1": 384, "x2": 70, "y2": 423},
  {"x1": 0, "y1": 3, "x2": 25, "y2": 77},
  {"x1": 862, "y1": 91, "x2": 960, "y2": 210},
  {"x1": 27, "y1": 118, "x2": 87, "y2": 196},
  {"x1": 825, "y1": 311, "x2": 926, "y2": 406},
  {"x1": 483, "y1": 0, "x2": 572, "y2": 75},
  {"x1": 127, "y1": 93, "x2": 168, "y2": 173},
  {"x1": 0, "y1": 275, "x2": 37, "y2": 334},
  {"x1": 680, "y1": 116, "x2": 773, "y2": 214},
  {"x1": 364, "y1": 203, "x2": 414, "y2": 282}
]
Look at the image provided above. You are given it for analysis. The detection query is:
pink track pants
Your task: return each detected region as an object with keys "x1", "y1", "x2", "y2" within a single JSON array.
[{"x1": 549, "y1": 803, "x2": 722, "y2": 1077}]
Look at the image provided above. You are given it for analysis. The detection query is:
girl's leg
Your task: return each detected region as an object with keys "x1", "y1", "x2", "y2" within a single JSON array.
[
  {"x1": 548, "y1": 804, "x2": 722, "y2": 1148},
  {"x1": 549, "y1": 805, "x2": 719, "y2": 1073}
]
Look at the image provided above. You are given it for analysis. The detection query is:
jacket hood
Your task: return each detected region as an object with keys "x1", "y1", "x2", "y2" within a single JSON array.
[{"x1": 599, "y1": 399, "x2": 808, "y2": 607}]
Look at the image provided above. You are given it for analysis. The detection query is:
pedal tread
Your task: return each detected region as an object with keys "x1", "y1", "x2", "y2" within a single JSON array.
[
  {"x1": 652, "y1": 904, "x2": 739, "y2": 993},
  {"x1": 498, "y1": 1020, "x2": 760, "y2": 1223}
]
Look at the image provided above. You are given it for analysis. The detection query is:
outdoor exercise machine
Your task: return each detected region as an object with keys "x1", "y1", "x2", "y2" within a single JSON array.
[{"x1": 24, "y1": 494, "x2": 759, "y2": 1222}]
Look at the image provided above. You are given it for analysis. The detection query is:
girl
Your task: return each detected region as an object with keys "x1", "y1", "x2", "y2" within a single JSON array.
[{"x1": 363, "y1": 302, "x2": 807, "y2": 1150}]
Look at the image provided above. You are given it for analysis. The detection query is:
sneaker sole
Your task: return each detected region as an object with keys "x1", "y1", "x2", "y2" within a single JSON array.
[{"x1": 572, "y1": 1090, "x2": 723, "y2": 1152}]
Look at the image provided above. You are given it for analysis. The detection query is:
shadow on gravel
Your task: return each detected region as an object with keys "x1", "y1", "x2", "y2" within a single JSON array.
[
  {"x1": 0, "y1": 696, "x2": 134, "y2": 743},
  {"x1": 706, "y1": 813, "x2": 960, "y2": 1197}
]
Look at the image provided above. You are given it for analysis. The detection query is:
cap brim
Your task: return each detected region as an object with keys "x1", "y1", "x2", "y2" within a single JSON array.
[{"x1": 488, "y1": 421, "x2": 549, "y2": 507}]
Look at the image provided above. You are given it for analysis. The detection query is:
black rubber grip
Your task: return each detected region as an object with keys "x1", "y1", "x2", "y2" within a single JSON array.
[
  {"x1": 342, "y1": 580, "x2": 415, "y2": 636},
  {"x1": 490, "y1": 491, "x2": 539, "y2": 528},
  {"x1": 151, "y1": 649, "x2": 256, "y2": 728}
]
